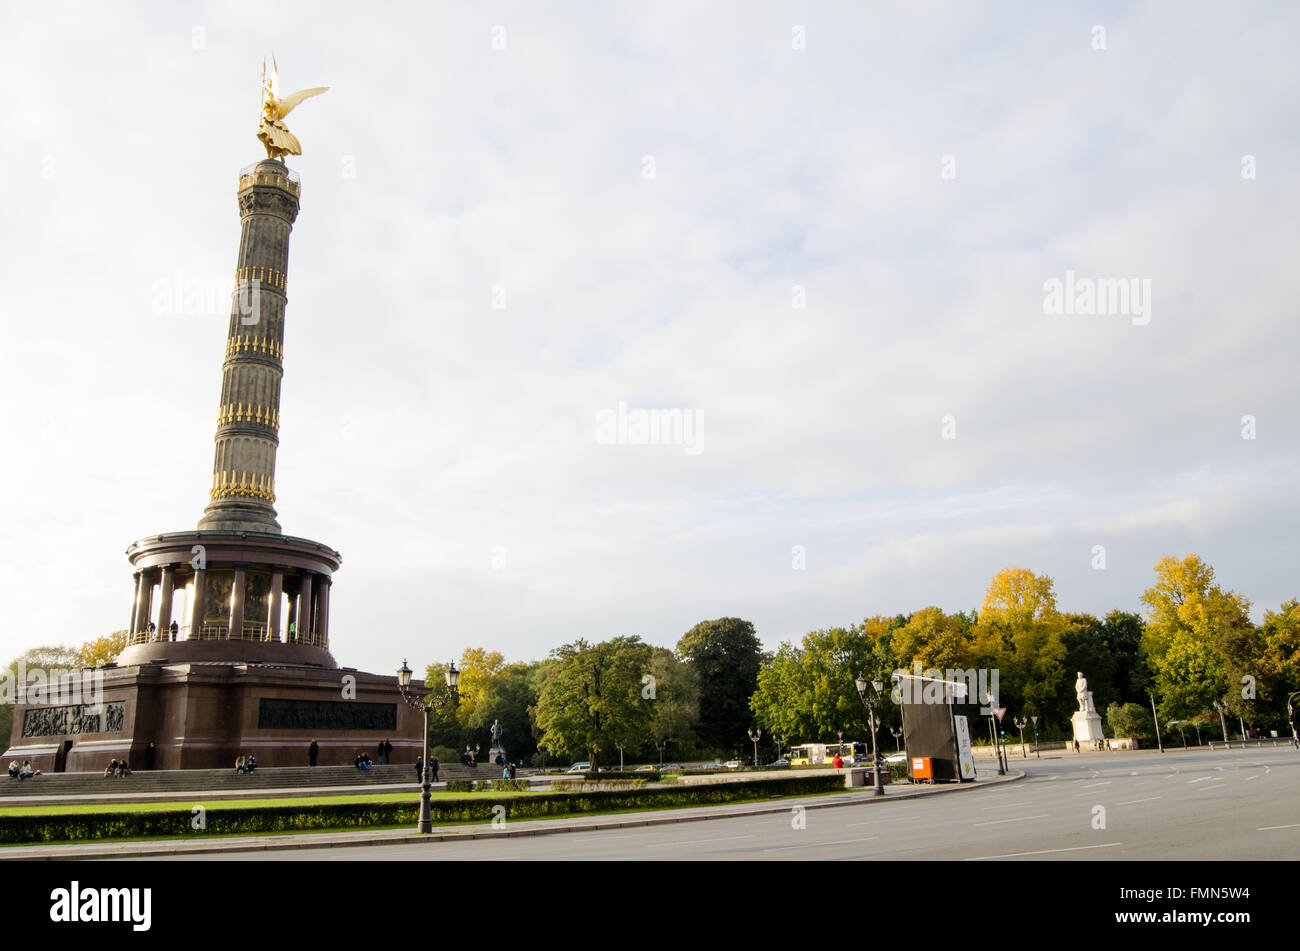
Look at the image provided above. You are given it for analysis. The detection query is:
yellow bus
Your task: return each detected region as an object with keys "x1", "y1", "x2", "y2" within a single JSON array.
[{"x1": 786, "y1": 742, "x2": 871, "y2": 766}]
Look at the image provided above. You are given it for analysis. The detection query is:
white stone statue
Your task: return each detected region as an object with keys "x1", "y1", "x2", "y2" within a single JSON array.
[
  {"x1": 1075, "y1": 671, "x2": 1097, "y2": 714},
  {"x1": 1071, "y1": 671, "x2": 1105, "y2": 743}
]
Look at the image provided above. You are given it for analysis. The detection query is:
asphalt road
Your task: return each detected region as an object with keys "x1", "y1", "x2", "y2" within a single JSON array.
[{"x1": 163, "y1": 746, "x2": 1300, "y2": 860}]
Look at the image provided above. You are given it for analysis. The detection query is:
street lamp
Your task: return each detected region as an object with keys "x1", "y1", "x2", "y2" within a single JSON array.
[
  {"x1": 1287, "y1": 691, "x2": 1300, "y2": 750},
  {"x1": 748, "y1": 727, "x2": 762, "y2": 767},
  {"x1": 1148, "y1": 690, "x2": 1164, "y2": 753},
  {"x1": 397, "y1": 658, "x2": 459, "y2": 834},
  {"x1": 1212, "y1": 699, "x2": 1230, "y2": 745},
  {"x1": 652, "y1": 737, "x2": 668, "y2": 768},
  {"x1": 854, "y1": 673, "x2": 885, "y2": 796},
  {"x1": 890, "y1": 725, "x2": 903, "y2": 753},
  {"x1": 773, "y1": 733, "x2": 786, "y2": 763},
  {"x1": 984, "y1": 691, "x2": 1005, "y2": 776},
  {"x1": 1013, "y1": 715, "x2": 1027, "y2": 759},
  {"x1": 1168, "y1": 720, "x2": 1189, "y2": 749}
]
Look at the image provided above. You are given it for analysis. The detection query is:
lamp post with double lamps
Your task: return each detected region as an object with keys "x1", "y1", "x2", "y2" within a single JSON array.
[
  {"x1": 397, "y1": 659, "x2": 459, "y2": 834},
  {"x1": 854, "y1": 673, "x2": 886, "y2": 796},
  {"x1": 748, "y1": 727, "x2": 762, "y2": 767}
]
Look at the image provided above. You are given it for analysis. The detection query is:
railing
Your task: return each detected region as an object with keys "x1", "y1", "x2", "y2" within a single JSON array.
[
  {"x1": 240, "y1": 621, "x2": 269, "y2": 640},
  {"x1": 127, "y1": 625, "x2": 189, "y2": 646}
]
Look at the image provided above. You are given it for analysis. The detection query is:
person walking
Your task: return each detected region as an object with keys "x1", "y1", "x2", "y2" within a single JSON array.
[
  {"x1": 508, "y1": 761, "x2": 516, "y2": 780},
  {"x1": 383, "y1": 738, "x2": 393, "y2": 764},
  {"x1": 377, "y1": 740, "x2": 386, "y2": 765},
  {"x1": 415, "y1": 756, "x2": 424, "y2": 782},
  {"x1": 430, "y1": 756, "x2": 439, "y2": 783},
  {"x1": 309, "y1": 739, "x2": 319, "y2": 766},
  {"x1": 144, "y1": 742, "x2": 156, "y2": 771}
]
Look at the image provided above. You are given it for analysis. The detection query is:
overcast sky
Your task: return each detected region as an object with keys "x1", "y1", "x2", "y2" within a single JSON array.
[{"x1": 1, "y1": 1, "x2": 1297, "y2": 674}]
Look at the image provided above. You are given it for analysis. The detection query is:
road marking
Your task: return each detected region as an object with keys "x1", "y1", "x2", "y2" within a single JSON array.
[
  {"x1": 966, "y1": 842, "x2": 1123, "y2": 861},
  {"x1": 1201, "y1": 784, "x2": 1227, "y2": 791},
  {"x1": 972, "y1": 814, "x2": 1051, "y2": 827},
  {"x1": 1115, "y1": 795, "x2": 1163, "y2": 805},
  {"x1": 1257, "y1": 823, "x2": 1300, "y2": 831},
  {"x1": 1134, "y1": 780, "x2": 1154, "y2": 787},
  {"x1": 977, "y1": 800, "x2": 1035, "y2": 810},
  {"x1": 1187, "y1": 777, "x2": 1210, "y2": 784},
  {"x1": 645, "y1": 834, "x2": 755, "y2": 849},
  {"x1": 762, "y1": 836, "x2": 878, "y2": 853},
  {"x1": 1080, "y1": 781, "x2": 1111, "y2": 788},
  {"x1": 1245, "y1": 774, "x2": 1262, "y2": 782}
]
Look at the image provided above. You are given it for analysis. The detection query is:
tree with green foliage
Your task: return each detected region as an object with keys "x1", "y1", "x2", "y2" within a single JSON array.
[
  {"x1": 534, "y1": 636, "x2": 653, "y2": 772},
  {"x1": 1140, "y1": 555, "x2": 1249, "y2": 721},
  {"x1": 749, "y1": 624, "x2": 893, "y2": 745},
  {"x1": 644, "y1": 648, "x2": 700, "y2": 761},
  {"x1": 972, "y1": 567, "x2": 1068, "y2": 722},
  {"x1": 1106, "y1": 701, "x2": 1154, "y2": 743},
  {"x1": 677, "y1": 618, "x2": 763, "y2": 754}
]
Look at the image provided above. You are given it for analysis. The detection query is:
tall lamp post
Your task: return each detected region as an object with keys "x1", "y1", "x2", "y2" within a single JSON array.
[
  {"x1": 890, "y1": 725, "x2": 903, "y2": 753},
  {"x1": 748, "y1": 727, "x2": 763, "y2": 767},
  {"x1": 854, "y1": 673, "x2": 885, "y2": 796},
  {"x1": 773, "y1": 733, "x2": 787, "y2": 763},
  {"x1": 1212, "y1": 699, "x2": 1230, "y2": 745},
  {"x1": 653, "y1": 737, "x2": 668, "y2": 768},
  {"x1": 1013, "y1": 715, "x2": 1027, "y2": 759},
  {"x1": 1286, "y1": 692, "x2": 1300, "y2": 749},
  {"x1": 1148, "y1": 690, "x2": 1164, "y2": 753},
  {"x1": 397, "y1": 659, "x2": 459, "y2": 834},
  {"x1": 984, "y1": 692, "x2": 1005, "y2": 776}
]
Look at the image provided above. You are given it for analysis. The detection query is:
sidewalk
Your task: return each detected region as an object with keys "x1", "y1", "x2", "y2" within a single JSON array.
[{"x1": 1, "y1": 770, "x2": 1024, "y2": 860}]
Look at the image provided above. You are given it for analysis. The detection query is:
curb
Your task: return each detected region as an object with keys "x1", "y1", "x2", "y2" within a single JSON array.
[{"x1": 2, "y1": 770, "x2": 1024, "y2": 860}]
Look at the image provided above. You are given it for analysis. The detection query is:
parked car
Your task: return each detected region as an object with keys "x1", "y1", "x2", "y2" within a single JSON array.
[
  {"x1": 722, "y1": 759, "x2": 745, "y2": 769},
  {"x1": 771, "y1": 758, "x2": 791, "y2": 767},
  {"x1": 884, "y1": 752, "x2": 907, "y2": 764},
  {"x1": 566, "y1": 761, "x2": 591, "y2": 773},
  {"x1": 634, "y1": 764, "x2": 656, "y2": 772}
]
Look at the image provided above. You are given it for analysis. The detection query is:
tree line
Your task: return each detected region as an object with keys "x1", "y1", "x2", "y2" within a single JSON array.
[{"x1": 4, "y1": 553, "x2": 1296, "y2": 762}]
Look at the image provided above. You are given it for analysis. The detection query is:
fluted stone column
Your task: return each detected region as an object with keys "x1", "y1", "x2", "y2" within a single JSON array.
[
  {"x1": 128, "y1": 572, "x2": 142, "y2": 635},
  {"x1": 317, "y1": 578, "x2": 330, "y2": 648},
  {"x1": 198, "y1": 160, "x2": 300, "y2": 534},
  {"x1": 136, "y1": 572, "x2": 154, "y2": 635},
  {"x1": 298, "y1": 573, "x2": 314, "y2": 646},
  {"x1": 156, "y1": 566, "x2": 176, "y2": 638},
  {"x1": 188, "y1": 568, "x2": 206, "y2": 639},
  {"x1": 228, "y1": 568, "x2": 247, "y2": 640},
  {"x1": 268, "y1": 570, "x2": 284, "y2": 642}
]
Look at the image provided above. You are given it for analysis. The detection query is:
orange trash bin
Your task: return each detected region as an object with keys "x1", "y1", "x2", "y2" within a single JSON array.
[{"x1": 911, "y1": 756, "x2": 934, "y2": 782}]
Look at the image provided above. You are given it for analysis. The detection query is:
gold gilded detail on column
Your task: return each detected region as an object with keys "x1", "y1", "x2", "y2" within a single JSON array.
[
  {"x1": 209, "y1": 469, "x2": 277, "y2": 502},
  {"x1": 216, "y1": 403, "x2": 280, "y2": 430}
]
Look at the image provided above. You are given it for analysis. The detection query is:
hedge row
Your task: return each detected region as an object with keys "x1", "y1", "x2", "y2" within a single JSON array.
[{"x1": 0, "y1": 774, "x2": 845, "y2": 845}]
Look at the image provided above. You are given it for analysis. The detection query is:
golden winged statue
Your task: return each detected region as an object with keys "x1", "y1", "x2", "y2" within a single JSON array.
[{"x1": 257, "y1": 58, "x2": 328, "y2": 160}]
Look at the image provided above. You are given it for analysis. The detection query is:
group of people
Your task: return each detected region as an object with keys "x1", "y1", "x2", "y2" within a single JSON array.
[
  {"x1": 375, "y1": 739, "x2": 394, "y2": 764},
  {"x1": 103, "y1": 759, "x2": 130, "y2": 778},
  {"x1": 235, "y1": 754, "x2": 258, "y2": 773},
  {"x1": 355, "y1": 752, "x2": 375, "y2": 770},
  {"x1": 414, "y1": 756, "x2": 440, "y2": 783},
  {"x1": 7, "y1": 760, "x2": 41, "y2": 780}
]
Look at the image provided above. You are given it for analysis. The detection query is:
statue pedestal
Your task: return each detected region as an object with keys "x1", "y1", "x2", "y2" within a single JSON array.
[
  {"x1": 1072, "y1": 710, "x2": 1106, "y2": 743},
  {"x1": 489, "y1": 747, "x2": 507, "y2": 766}
]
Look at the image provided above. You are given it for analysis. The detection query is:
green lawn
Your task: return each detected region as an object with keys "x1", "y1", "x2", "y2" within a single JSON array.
[
  {"x1": 0, "y1": 788, "x2": 543, "y2": 817},
  {"x1": 0, "y1": 787, "x2": 849, "y2": 847}
]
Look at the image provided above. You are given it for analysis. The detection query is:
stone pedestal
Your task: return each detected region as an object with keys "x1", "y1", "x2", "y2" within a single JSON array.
[{"x1": 1072, "y1": 710, "x2": 1106, "y2": 743}]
